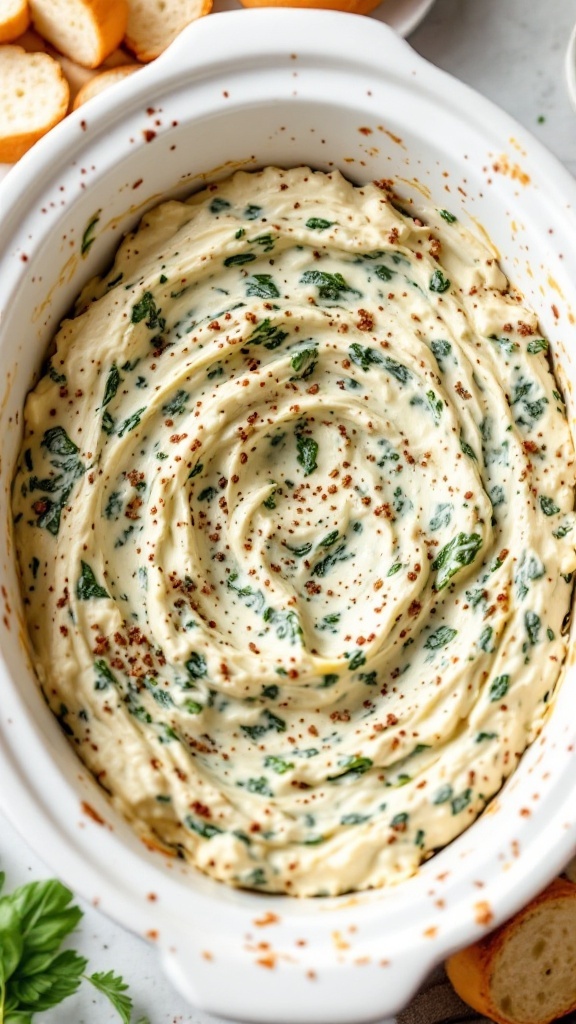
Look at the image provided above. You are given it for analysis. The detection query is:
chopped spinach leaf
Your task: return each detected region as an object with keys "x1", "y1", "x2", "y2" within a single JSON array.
[
  {"x1": 429, "y1": 269, "x2": 450, "y2": 293},
  {"x1": 424, "y1": 625, "x2": 457, "y2": 650},
  {"x1": 432, "y1": 532, "x2": 482, "y2": 590},
  {"x1": 246, "y1": 274, "x2": 280, "y2": 299},
  {"x1": 489, "y1": 674, "x2": 509, "y2": 701},
  {"x1": 77, "y1": 562, "x2": 109, "y2": 600},
  {"x1": 306, "y1": 218, "x2": 335, "y2": 230}
]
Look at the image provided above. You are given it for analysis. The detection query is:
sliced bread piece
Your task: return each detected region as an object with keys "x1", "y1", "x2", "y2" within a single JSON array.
[
  {"x1": 0, "y1": 45, "x2": 69, "y2": 161},
  {"x1": 446, "y1": 877, "x2": 576, "y2": 1024},
  {"x1": 0, "y1": 0, "x2": 31, "y2": 42},
  {"x1": 72, "y1": 63, "x2": 140, "y2": 109},
  {"x1": 124, "y1": 0, "x2": 212, "y2": 63},
  {"x1": 29, "y1": 0, "x2": 128, "y2": 68}
]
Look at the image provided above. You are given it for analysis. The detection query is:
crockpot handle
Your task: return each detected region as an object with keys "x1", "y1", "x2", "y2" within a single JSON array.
[
  {"x1": 158, "y1": 928, "x2": 430, "y2": 1023},
  {"x1": 153, "y1": 8, "x2": 418, "y2": 80}
]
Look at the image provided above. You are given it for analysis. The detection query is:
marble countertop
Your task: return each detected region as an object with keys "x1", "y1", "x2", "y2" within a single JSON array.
[{"x1": 2, "y1": 0, "x2": 576, "y2": 1021}]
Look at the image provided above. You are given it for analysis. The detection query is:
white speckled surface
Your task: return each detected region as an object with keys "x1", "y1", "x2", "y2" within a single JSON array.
[{"x1": 1, "y1": 0, "x2": 576, "y2": 1020}]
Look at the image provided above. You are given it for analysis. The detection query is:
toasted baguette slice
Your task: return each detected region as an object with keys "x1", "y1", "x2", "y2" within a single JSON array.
[
  {"x1": 0, "y1": 45, "x2": 69, "y2": 161},
  {"x1": 124, "y1": 0, "x2": 212, "y2": 63},
  {"x1": 0, "y1": 0, "x2": 30, "y2": 42},
  {"x1": 29, "y1": 0, "x2": 128, "y2": 68},
  {"x1": 446, "y1": 878, "x2": 576, "y2": 1024},
  {"x1": 72, "y1": 64, "x2": 140, "y2": 109}
]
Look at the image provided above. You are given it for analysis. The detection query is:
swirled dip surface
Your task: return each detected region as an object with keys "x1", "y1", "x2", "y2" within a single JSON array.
[{"x1": 13, "y1": 168, "x2": 576, "y2": 896}]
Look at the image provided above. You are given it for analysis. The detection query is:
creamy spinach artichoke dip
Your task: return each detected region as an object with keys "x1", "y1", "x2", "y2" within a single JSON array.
[{"x1": 12, "y1": 167, "x2": 576, "y2": 897}]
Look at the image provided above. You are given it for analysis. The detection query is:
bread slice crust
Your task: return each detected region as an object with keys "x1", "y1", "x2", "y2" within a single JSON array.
[
  {"x1": 0, "y1": 0, "x2": 31, "y2": 43},
  {"x1": 0, "y1": 45, "x2": 69, "y2": 161},
  {"x1": 29, "y1": 0, "x2": 128, "y2": 68},
  {"x1": 124, "y1": 0, "x2": 212, "y2": 62},
  {"x1": 446, "y1": 878, "x2": 576, "y2": 1024}
]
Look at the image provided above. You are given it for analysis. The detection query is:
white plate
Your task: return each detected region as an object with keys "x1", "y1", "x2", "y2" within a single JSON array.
[{"x1": 212, "y1": 0, "x2": 435, "y2": 34}]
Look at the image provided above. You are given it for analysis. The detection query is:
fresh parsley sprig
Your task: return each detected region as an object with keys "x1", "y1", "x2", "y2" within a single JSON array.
[{"x1": 0, "y1": 873, "x2": 147, "y2": 1023}]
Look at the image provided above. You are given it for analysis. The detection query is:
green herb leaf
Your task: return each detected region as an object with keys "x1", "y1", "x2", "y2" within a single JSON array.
[
  {"x1": 478, "y1": 625, "x2": 494, "y2": 653},
  {"x1": 341, "y1": 813, "x2": 370, "y2": 826},
  {"x1": 432, "y1": 532, "x2": 482, "y2": 590},
  {"x1": 102, "y1": 364, "x2": 121, "y2": 407},
  {"x1": 41, "y1": 426, "x2": 79, "y2": 457},
  {"x1": 328, "y1": 756, "x2": 372, "y2": 780},
  {"x1": 4, "y1": 1011, "x2": 33, "y2": 1023},
  {"x1": 346, "y1": 649, "x2": 366, "y2": 670},
  {"x1": 305, "y1": 218, "x2": 335, "y2": 230},
  {"x1": 424, "y1": 625, "x2": 457, "y2": 650},
  {"x1": 489, "y1": 674, "x2": 510, "y2": 701},
  {"x1": 264, "y1": 755, "x2": 294, "y2": 774},
  {"x1": 209, "y1": 197, "x2": 231, "y2": 214},
  {"x1": 244, "y1": 204, "x2": 262, "y2": 220},
  {"x1": 185, "y1": 816, "x2": 223, "y2": 839},
  {"x1": 525, "y1": 610, "x2": 541, "y2": 645},
  {"x1": 186, "y1": 652, "x2": 207, "y2": 678},
  {"x1": 94, "y1": 658, "x2": 117, "y2": 691},
  {"x1": 81, "y1": 211, "x2": 101, "y2": 255},
  {"x1": 539, "y1": 495, "x2": 560, "y2": 516},
  {"x1": 451, "y1": 788, "x2": 472, "y2": 815},
  {"x1": 285, "y1": 541, "x2": 312, "y2": 557},
  {"x1": 349, "y1": 342, "x2": 383, "y2": 371},
  {"x1": 429, "y1": 502, "x2": 452, "y2": 531},
  {"x1": 300, "y1": 270, "x2": 361, "y2": 301},
  {"x1": 432, "y1": 784, "x2": 453, "y2": 805},
  {"x1": 131, "y1": 291, "x2": 166, "y2": 332},
  {"x1": 0, "y1": 904, "x2": 23, "y2": 986},
  {"x1": 527, "y1": 338, "x2": 548, "y2": 355},
  {"x1": 429, "y1": 269, "x2": 451, "y2": 293},
  {"x1": 296, "y1": 433, "x2": 318, "y2": 475},
  {"x1": 162, "y1": 389, "x2": 189, "y2": 416},
  {"x1": 116, "y1": 407, "x2": 146, "y2": 438},
  {"x1": 246, "y1": 274, "x2": 280, "y2": 299},
  {"x1": 290, "y1": 345, "x2": 318, "y2": 378},
  {"x1": 31, "y1": 428, "x2": 85, "y2": 535},
  {"x1": 250, "y1": 233, "x2": 276, "y2": 252},
  {"x1": 426, "y1": 389, "x2": 443, "y2": 423},
  {"x1": 197, "y1": 486, "x2": 217, "y2": 502},
  {"x1": 460, "y1": 434, "x2": 476, "y2": 459},
  {"x1": 88, "y1": 970, "x2": 132, "y2": 1024},
  {"x1": 241, "y1": 709, "x2": 286, "y2": 740},
  {"x1": 224, "y1": 252, "x2": 256, "y2": 267},
  {"x1": 247, "y1": 319, "x2": 289, "y2": 350},
  {"x1": 263, "y1": 608, "x2": 303, "y2": 644},
  {"x1": 0, "y1": 880, "x2": 88, "y2": 1016},
  {"x1": 384, "y1": 356, "x2": 412, "y2": 384},
  {"x1": 312, "y1": 542, "x2": 349, "y2": 578},
  {"x1": 430, "y1": 338, "x2": 451, "y2": 366},
  {"x1": 490, "y1": 334, "x2": 518, "y2": 356},
  {"x1": 76, "y1": 562, "x2": 109, "y2": 600},
  {"x1": 11, "y1": 949, "x2": 87, "y2": 1012},
  {"x1": 319, "y1": 530, "x2": 339, "y2": 548},
  {"x1": 439, "y1": 209, "x2": 457, "y2": 223}
]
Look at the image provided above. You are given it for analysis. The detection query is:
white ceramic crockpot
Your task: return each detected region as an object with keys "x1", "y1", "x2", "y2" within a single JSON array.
[{"x1": 1, "y1": 12, "x2": 576, "y2": 1023}]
